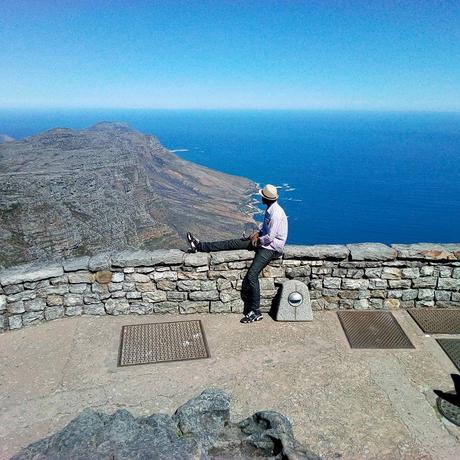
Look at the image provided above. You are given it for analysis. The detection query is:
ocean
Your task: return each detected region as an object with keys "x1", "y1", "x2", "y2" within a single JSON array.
[{"x1": 1, "y1": 109, "x2": 459, "y2": 245}]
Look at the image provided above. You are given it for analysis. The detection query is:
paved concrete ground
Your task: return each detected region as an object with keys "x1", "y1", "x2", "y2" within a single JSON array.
[{"x1": 1, "y1": 311, "x2": 460, "y2": 459}]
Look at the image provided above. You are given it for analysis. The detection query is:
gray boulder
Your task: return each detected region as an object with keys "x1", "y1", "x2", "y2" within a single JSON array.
[{"x1": 13, "y1": 389, "x2": 320, "y2": 460}]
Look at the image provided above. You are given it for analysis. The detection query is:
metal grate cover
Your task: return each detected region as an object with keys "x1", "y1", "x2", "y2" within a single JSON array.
[
  {"x1": 437, "y1": 339, "x2": 460, "y2": 371},
  {"x1": 436, "y1": 391, "x2": 460, "y2": 426},
  {"x1": 118, "y1": 320, "x2": 210, "y2": 367},
  {"x1": 338, "y1": 311, "x2": 414, "y2": 349},
  {"x1": 408, "y1": 309, "x2": 460, "y2": 334}
]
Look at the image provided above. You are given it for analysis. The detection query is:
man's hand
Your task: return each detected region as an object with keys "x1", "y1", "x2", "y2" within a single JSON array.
[{"x1": 249, "y1": 229, "x2": 259, "y2": 247}]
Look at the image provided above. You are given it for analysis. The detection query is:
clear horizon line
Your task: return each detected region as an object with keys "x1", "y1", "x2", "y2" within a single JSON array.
[{"x1": 1, "y1": 106, "x2": 460, "y2": 114}]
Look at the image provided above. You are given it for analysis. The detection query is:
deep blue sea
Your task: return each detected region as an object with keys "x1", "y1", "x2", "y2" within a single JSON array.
[{"x1": 1, "y1": 109, "x2": 459, "y2": 245}]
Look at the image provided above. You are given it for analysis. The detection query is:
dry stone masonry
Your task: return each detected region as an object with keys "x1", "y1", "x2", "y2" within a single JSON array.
[{"x1": 1, "y1": 243, "x2": 460, "y2": 333}]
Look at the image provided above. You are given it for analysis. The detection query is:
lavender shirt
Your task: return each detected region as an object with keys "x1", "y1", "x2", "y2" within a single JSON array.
[{"x1": 258, "y1": 201, "x2": 288, "y2": 253}]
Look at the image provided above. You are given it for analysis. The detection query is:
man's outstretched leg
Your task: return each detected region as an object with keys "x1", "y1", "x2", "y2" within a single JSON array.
[{"x1": 187, "y1": 232, "x2": 252, "y2": 252}]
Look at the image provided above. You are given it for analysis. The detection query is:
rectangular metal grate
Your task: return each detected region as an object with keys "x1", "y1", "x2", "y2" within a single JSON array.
[
  {"x1": 437, "y1": 339, "x2": 460, "y2": 371},
  {"x1": 337, "y1": 311, "x2": 414, "y2": 349},
  {"x1": 118, "y1": 320, "x2": 210, "y2": 367},
  {"x1": 408, "y1": 309, "x2": 460, "y2": 334}
]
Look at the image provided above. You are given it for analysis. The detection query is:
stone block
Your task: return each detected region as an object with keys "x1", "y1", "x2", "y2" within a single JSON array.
[
  {"x1": 64, "y1": 294, "x2": 83, "y2": 307},
  {"x1": 438, "y1": 267, "x2": 453, "y2": 277},
  {"x1": 381, "y1": 267, "x2": 401, "y2": 279},
  {"x1": 108, "y1": 282, "x2": 123, "y2": 292},
  {"x1": 229, "y1": 261, "x2": 249, "y2": 269},
  {"x1": 353, "y1": 299, "x2": 369, "y2": 309},
  {"x1": 339, "y1": 290, "x2": 359, "y2": 299},
  {"x1": 384, "y1": 299, "x2": 400, "y2": 309},
  {"x1": 323, "y1": 277, "x2": 341, "y2": 289},
  {"x1": 436, "y1": 301, "x2": 460, "y2": 309},
  {"x1": 177, "y1": 271, "x2": 209, "y2": 280},
  {"x1": 420, "y1": 266, "x2": 435, "y2": 276},
  {"x1": 45, "y1": 285, "x2": 69, "y2": 295},
  {"x1": 418, "y1": 289, "x2": 434, "y2": 300},
  {"x1": 189, "y1": 290, "x2": 219, "y2": 301},
  {"x1": 183, "y1": 252, "x2": 209, "y2": 267},
  {"x1": 68, "y1": 271, "x2": 94, "y2": 284},
  {"x1": 153, "y1": 302, "x2": 178, "y2": 313},
  {"x1": 24, "y1": 298, "x2": 46, "y2": 311},
  {"x1": 339, "y1": 299, "x2": 353, "y2": 309},
  {"x1": 400, "y1": 301, "x2": 415, "y2": 309},
  {"x1": 112, "y1": 272, "x2": 125, "y2": 283},
  {"x1": 3, "y1": 284, "x2": 24, "y2": 295},
  {"x1": 142, "y1": 291, "x2": 167, "y2": 303},
  {"x1": 210, "y1": 250, "x2": 254, "y2": 264},
  {"x1": 388, "y1": 290, "x2": 402, "y2": 299},
  {"x1": 219, "y1": 289, "x2": 241, "y2": 303},
  {"x1": 23, "y1": 311, "x2": 44, "y2": 326},
  {"x1": 136, "y1": 282, "x2": 156, "y2": 292},
  {"x1": 152, "y1": 271, "x2": 178, "y2": 281},
  {"x1": 369, "y1": 298, "x2": 383, "y2": 309},
  {"x1": 8, "y1": 315, "x2": 23, "y2": 329},
  {"x1": 369, "y1": 290, "x2": 386, "y2": 299},
  {"x1": 348, "y1": 243, "x2": 396, "y2": 261},
  {"x1": 412, "y1": 277, "x2": 437, "y2": 288},
  {"x1": 7, "y1": 301, "x2": 25, "y2": 314},
  {"x1": 260, "y1": 278, "x2": 275, "y2": 290},
  {"x1": 88, "y1": 253, "x2": 111, "y2": 271},
  {"x1": 45, "y1": 306, "x2": 64, "y2": 320},
  {"x1": 283, "y1": 244, "x2": 348, "y2": 260},
  {"x1": 65, "y1": 306, "x2": 83, "y2": 316},
  {"x1": 7, "y1": 290, "x2": 36, "y2": 302},
  {"x1": 69, "y1": 284, "x2": 88, "y2": 294},
  {"x1": 105, "y1": 298, "x2": 130, "y2": 315},
  {"x1": 438, "y1": 278, "x2": 460, "y2": 290},
  {"x1": 122, "y1": 282, "x2": 135, "y2": 292},
  {"x1": 94, "y1": 271, "x2": 112, "y2": 284},
  {"x1": 166, "y1": 291, "x2": 187, "y2": 301},
  {"x1": 401, "y1": 290, "x2": 418, "y2": 301},
  {"x1": 416, "y1": 300, "x2": 435, "y2": 308},
  {"x1": 210, "y1": 301, "x2": 232, "y2": 313},
  {"x1": 401, "y1": 268, "x2": 420, "y2": 279},
  {"x1": 177, "y1": 280, "x2": 202, "y2": 291},
  {"x1": 453, "y1": 268, "x2": 460, "y2": 279},
  {"x1": 276, "y1": 280, "x2": 312, "y2": 321},
  {"x1": 435, "y1": 291, "x2": 451, "y2": 301},
  {"x1": 83, "y1": 293, "x2": 101, "y2": 304},
  {"x1": 200, "y1": 280, "x2": 216, "y2": 291},
  {"x1": 155, "y1": 280, "x2": 175, "y2": 291},
  {"x1": 392, "y1": 243, "x2": 458, "y2": 260},
  {"x1": 0, "y1": 295, "x2": 5, "y2": 313},
  {"x1": 179, "y1": 301, "x2": 209, "y2": 314},
  {"x1": 112, "y1": 291, "x2": 126, "y2": 299},
  {"x1": 365, "y1": 268, "x2": 383, "y2": 278},
  {"x1": 112, "y1": 249, "x2": 184, "y2": 267},
  {"x1": 63, "y1": 256, "x2": 90, "y2": 272},
  {"x1": 83, "y1": 304, "x2": 106, "y2": 315},
  {"x1": 128, "y1": 273, "x2": 150, "y2": 283},
  {"x1": 285, "y1": 266, "x2": 311, "y2": 278},
  {"x1": 126, "y1": 291, "x2": 142, "y2": 300},
  {"x1": 342, "y1": 279, "x2": 369, "y2": 290},
  {"x1": 208, "y1": 270, "x2": 242, "y2": 280},
  {"x1": 0, "y1": 262, "x2": 63, "y2": 286},
  {"x1": 388, "y1": 279, "x2": 411, "y2": 289},
  {"x1": 368, "y1": 279, "x2": 387, "y2": 289},
  {"x1": 127, "y1": 304, "x2": 150, "y2": 315}
]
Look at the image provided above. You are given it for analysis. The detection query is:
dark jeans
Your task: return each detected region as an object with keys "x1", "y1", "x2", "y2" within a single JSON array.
[{"x1": 198, "y1": 238, "x2": 280, "y2": 314}]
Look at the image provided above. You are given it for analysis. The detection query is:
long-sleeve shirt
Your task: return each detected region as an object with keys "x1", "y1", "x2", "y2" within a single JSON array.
[{"x1": 258, "y1": 201, "x2": 288, "y2": 253}]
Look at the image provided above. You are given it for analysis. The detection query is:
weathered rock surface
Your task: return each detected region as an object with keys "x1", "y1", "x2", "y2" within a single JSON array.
[
  {"x1": 12, "y1": 389, "x2": 319, "y2": 460},
  {"x1": 347, "y1": 243, "x2": 397, "y2": 261},
  {"x1": 0, "y1": 122, "x2": 256, "y2": 267}
]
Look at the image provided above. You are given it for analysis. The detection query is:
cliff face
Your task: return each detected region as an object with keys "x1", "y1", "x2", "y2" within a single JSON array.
[{"x1": 0, "y1": 122, "x2": 256, "y2": 267}]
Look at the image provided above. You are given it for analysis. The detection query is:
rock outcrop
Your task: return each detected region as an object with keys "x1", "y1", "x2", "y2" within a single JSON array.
[
  {"x1": 0, "y1": 122, "x2": 256, "y2": 267},
  {"x1": 12, "y1": 388, "x2": 320, "y2": 459}
]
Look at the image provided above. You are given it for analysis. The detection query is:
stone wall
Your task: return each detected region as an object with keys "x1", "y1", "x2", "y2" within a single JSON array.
[{"x1": 1, "y1": 243, "x2": 460, "y2": 333}]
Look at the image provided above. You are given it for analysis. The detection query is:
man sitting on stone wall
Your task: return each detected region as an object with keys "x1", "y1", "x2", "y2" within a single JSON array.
[{"x1": 187, "y1": 184, "x2": 288, "y2": 324}]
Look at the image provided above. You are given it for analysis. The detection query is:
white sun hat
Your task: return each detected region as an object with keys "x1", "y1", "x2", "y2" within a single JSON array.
[{"x1": 259, "y1": 184, "x2": 279, "y2": 201}]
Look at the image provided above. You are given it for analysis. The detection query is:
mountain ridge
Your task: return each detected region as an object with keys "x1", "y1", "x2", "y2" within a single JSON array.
[{"x1": 0, "y1": 122, "x2": 257, "y2": 267}]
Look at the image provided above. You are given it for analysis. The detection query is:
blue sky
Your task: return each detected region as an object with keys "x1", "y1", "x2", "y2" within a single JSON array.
[{"x1": 1, "y1": 0, "x2": 459, "y2": 110}]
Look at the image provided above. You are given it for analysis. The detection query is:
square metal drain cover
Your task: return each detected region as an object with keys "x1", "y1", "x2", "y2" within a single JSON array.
[
  {"x1": 338, "y1": 311, "x2": 414, "y2": 349},
  {"x1": 437, "y1": 339, "x2": 460, "y2": 371},
  {"x1": 408, "y1": 309, "x2": 460, "y2": 334},
  {"x1": 118, "y1": 320, "x2": 210, "y2": 366}
]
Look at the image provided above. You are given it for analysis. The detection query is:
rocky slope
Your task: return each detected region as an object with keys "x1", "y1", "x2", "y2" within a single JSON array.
[
  {"x1": 0, "y1": 122, "x2": 257, "y2": 267},
  {"x1": 12, "y1": 388, "x2": 320, "y2": 459}
]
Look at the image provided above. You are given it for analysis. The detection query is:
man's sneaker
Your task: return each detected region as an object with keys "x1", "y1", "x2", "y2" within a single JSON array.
[
  {"x1": 240, "y1": 311, "x2": 263, "y2": 324},
  {"x1": 186, "y1": 232, "x2": 200, "y2": 253}
]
